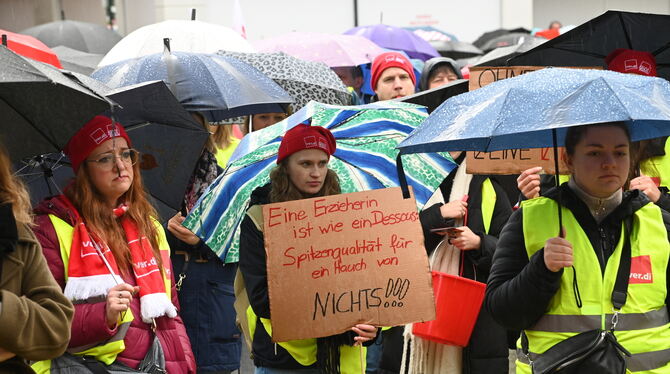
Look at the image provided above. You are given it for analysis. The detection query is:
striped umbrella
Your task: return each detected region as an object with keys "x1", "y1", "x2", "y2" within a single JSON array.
[{"x1": 184, "y1": 101, "x2": 456, "y2": 263}]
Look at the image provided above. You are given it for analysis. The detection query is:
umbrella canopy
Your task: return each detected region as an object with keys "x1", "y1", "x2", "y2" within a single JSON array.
[
  {"x1": 343, "y1": 24, "x2": 439, "y2": 61},
  {"x1": 184, "y1": 101, "x2": 456, "y2": 262},
  {"x1": 431, "y1": 40, "x2": 483, "y2": 60},
  {"x1": 397, "y1": 79, "x2": 468, "y2": 113},
  {"x1": 217, "y1": 51, "x2": 351, "y2": 111},
  {"x1": 98, "y1": 20, "x2": 255, "y2": 67},
  {"x1": 473, "y1": 38, "x2": 547, "y2": 67},
  {"x1": 0, "y1": 29, "x2": 62, "y2": 68},
  {"x1": 15, "y1": 80, "x2": 209, "y2": 220},
  {"x1": 398, "y1": 68, "x2": 670, "y2": 155},
  {"x1": 255, "y1": 32, "x2": 384, "y2": 67},
  {"x1": 22, "y1": 20, "x2": 121, "y2": 54},
  {"x1": 479, "y1": 32, "x2": 542, "y2": 52},
  {"x1": 92, "y1": 50, "x2": 293, "y2": 121},
  {"x1": 0, "y1": 45, "x2": 111, "y2": 160},
  {"x1": 509, "y1": 10, "x2": 670, "y2": 81},
  {"x1": 52, "y1": 45, "x2": 102, "y2": 75},
  {"x1": 405, "y1": 26, "x2": 458, "y2": 42},
  {"x1": 472, "y1": 27, "x2": 531, "y2": 50}
]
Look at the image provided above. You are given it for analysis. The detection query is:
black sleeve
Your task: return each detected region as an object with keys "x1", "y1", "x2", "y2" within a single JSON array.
[
  {"x1": 485, "y1": 208, "x2": 563, "y2": 330},
  {"x1": 165, "y1": 227, "x2": 212, "y2": 257},
  {"x1": 466, "y1": 179, "x2": 513, "y2": 273},
  {"x1": 239, "y1": 215, "x2": 271, "y2": 318},
  {"x1": 419, "y1": 203, "x2": 454, "y2": 256},
  {"x1": 655, "y1": 188, "x2": 670, "y2": 213}
]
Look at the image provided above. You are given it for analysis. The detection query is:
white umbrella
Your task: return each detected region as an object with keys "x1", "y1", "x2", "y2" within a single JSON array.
[{"x1": 98, "y1": 20, "x2": 255, "y2": 67}]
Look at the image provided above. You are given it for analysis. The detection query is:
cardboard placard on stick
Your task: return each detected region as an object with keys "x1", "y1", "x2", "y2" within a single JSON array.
[
  {"x1": 263, "y1": 187, "x2": 435, "y2": 342},
  {"x1": 469, "y1": 66, "x2": 602, "y2": 91},
  {"x1": 466, "y1": 147, "x2": 569, "y2": 175}
]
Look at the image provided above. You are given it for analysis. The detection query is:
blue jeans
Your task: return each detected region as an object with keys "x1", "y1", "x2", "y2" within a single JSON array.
[{"x1": 255, "y1": 367, "x2": 320, "y2": 374}]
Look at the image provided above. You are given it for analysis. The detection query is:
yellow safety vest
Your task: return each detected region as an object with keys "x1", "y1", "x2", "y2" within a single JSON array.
[
  {"x1": 32, "y1": 215, "x2": 172, "y2": 373},
  {"x1": 243, "y1": 205, "x2": 365, "y2": 374},
  {"x1": 516, "y1": 197, "x2": 670, "y2": 373},
  {"x1": 215, "y1": 137, "x2": 241, "y2": 169},
  {"x1": 481, "y1": 178, "x2": 496, "y2": 234},
  {"x1": 640, "y1": 137, "x2": 670, "y2": 188}
]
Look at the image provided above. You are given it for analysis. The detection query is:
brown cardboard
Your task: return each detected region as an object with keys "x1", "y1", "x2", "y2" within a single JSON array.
[
  {"x1": 465, "y1": 147, "x2": 570, "y2": 175},
  {"x1": 262, "y1": 187, "x2": 435, "y2": 342},
  {"x1": 468, "y1": 66, "x2": 603, "y2": 91}
]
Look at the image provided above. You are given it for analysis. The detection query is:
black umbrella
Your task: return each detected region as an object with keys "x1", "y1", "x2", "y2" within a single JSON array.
[
  {"x1": 479, "y1": 32, "x2": 541, "y2": 52},
  {"x1": 0, "y1": 45, "x2": 112, "y2": 161},
  {"x1": 16, "y1": 80, "x2": 209, "y2": 220},
  {"x1": 397, "y1": 79, "x2": 468, "y2": 113},
  {"x1": 474, "y1": 38, "x2": 547, "y2": 67},
  {"x1": 52, "y1": 45, "x2": 102, "y2": 75},
  {"x1": 472, "y1": 27, "x2": 530, "y2": 50},
  {"x1": 430, "y1": 40, "x2": 483, "y2": 60},
  {"x1": 21, "y1": 20, "x2": 122, "y2": 54},
  {"x1": 508, "y1": 11, "x2": 670, "y2": 81}
]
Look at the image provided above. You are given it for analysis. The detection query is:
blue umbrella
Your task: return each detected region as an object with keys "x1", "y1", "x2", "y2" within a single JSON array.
[
  {"x1": 398, "y1": 68, "x2": 670, "y2": 155},
  {"x1": 91, "y1": 48, "x2": 293, "y2": 121}
]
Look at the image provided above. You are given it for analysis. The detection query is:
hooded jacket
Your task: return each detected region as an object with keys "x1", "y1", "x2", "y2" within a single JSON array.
[
  {"x1": 33, "y1": 197, "x2": 196, "y2": 373},
  {"x1": 419, "y1": 57, "x2": 463, "y2": 91},
  {"x1": 0, "y1": 204, "x2": 73, "y2": 373},
  {"x1": 486, "y1": 184, "x2": 670, "y2": 331}
]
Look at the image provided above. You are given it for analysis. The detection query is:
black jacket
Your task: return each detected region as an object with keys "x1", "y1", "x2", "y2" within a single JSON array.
[
  {"x1": 486, "y1": 185, "x2": 670, "y2": 331},
  {"x1": 239, "y1": 184, "x2": 362, "y2": 369},
  {"x1": 379, "y1": 167, "x2": 513, "y2": 374}
]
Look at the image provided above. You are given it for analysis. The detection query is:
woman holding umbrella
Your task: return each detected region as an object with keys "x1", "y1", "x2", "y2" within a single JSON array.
[
  {"x1": 487, "y1": 122, "x2": 670, "y2": 373},
  {"x1": 239, "y1": 124, "x2": 378, "y2": 373},
  {"x1": 32, "y1": 116, "x2": 196, "y2": 373}
]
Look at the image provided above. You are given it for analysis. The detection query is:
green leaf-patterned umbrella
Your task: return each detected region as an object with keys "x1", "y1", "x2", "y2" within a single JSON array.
[{"x1": 184, "y1": 101, "x2": 455, "y2": 262}]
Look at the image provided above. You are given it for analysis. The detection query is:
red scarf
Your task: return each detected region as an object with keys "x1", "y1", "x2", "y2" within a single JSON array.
[{"x1": 59, "y1": 196, "x2": 176, "y2": 322}]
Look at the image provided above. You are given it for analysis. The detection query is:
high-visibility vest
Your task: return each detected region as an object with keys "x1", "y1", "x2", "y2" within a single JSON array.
[
  {"x1": 481, "y1": 178, "x2": 496, "y2": 234},
  {"x1": 640, "y1": 137, "x2": 670, "y2": 188},
  {"x1": 244, "y1": 205, "x2": 366, "y2": 374},
  {"x1": 215, "y1": 137, "x2": 241, "y2": 169},
  {"x1": 32, "y1": 215, "x2": 172, "y2": 373},
  {"x1": 516, "y1": 197, "x2": 670, "y2": 373}
]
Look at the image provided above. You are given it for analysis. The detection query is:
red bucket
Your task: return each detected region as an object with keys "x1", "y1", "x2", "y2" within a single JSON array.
[{"x1": 412, "y1": 271, "x2": 486, "y2": 347}]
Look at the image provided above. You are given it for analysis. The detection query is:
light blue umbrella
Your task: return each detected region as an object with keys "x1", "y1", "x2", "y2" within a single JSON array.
[
  {"x1": 398, "y1": 68, "x2": 670, "y2": 155},
  {"x1": 184, "y1": 101, "x2": 456, "y2": 263},
  {"x1": 91, "y1": 49, "x2": 293, "y2": 121}
]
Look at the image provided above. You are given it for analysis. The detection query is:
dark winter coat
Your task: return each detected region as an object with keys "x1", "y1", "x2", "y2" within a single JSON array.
[
  {"x1": 486, "y1": 185, "x2": 670, "y2": 331},
  {"x1": 378, "y1": 161, "x2": 513, "y2": 374},
  {"x1": 33, "y1": 197, "x2": 196, "y2": 374}
]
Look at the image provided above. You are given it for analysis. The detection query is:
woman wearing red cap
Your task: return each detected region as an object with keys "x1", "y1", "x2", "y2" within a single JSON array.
[
  {"x1": 238, "y1": 124, "x2": 378, "y2": 374},
  {"x1": 31, "y1": 116, "x2": 196, "y2": 373}
]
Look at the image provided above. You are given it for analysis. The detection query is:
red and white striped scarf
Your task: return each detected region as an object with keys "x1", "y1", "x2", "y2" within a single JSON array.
[{"x1": 59, "y1": 195, "x2": 176, "y2": 322}]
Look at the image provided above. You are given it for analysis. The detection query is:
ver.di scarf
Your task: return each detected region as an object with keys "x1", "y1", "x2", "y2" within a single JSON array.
[{"x1": 58, "y1": 195, "x2": 176, "y2": 323}]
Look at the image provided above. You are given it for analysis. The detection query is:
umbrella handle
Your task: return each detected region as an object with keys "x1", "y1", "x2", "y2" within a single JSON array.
[
  {"x1": 396, "y1": 154, "x2": 411, "y2": 199},
  {"x1": 552, "y1": 128, "x2": 563, "y2": 237}
]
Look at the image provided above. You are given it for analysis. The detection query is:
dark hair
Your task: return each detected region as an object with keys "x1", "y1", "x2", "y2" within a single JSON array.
[
  {"x1": 564, "y1": 122, "x2": 630, "y2": 156},
  {"x1": 269, "y1": 161, "x2": 341, "y2": 203},
  {"x1": 351, "y1": 66, "x2": 363, "y2": 79}
]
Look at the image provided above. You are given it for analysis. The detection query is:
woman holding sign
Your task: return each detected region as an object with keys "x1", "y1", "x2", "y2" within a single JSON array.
[
  {"x1": 487, "y1": 123, "x2": 670, "y2": 373},
  {"x1": 239, "y1": 124, "x2": 378, "y2": 374}
]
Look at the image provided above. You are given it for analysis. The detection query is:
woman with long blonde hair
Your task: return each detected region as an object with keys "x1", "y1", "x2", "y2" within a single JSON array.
[
  {"x1": 32, "y1": 116, "x2": 195, "y2": 373},
  {"x1": 0, "y1": 143, "x2": 73, "y2": 373}
]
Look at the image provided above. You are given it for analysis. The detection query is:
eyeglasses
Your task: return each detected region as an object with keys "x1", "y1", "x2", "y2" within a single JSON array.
[{"x1": 85, "y1": 149, "x2": 139, "y2": 170}]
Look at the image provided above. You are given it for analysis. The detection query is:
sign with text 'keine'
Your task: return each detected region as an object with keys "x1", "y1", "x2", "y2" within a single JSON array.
[
  {"x1": 466, "y1": 147, "x2": 569, "y2": 175},
  {"x1": 263, "y1": 187, "x2": 435, "y2": 342}
]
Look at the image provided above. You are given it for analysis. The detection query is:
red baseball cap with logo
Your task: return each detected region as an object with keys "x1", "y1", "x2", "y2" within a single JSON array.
[
  {"x1": 605, "y1": 48, "x2": 657, "y2": 77},
  {"x1": 276, "y1": 124, "x2": 336, "y2": 164},
  {"x1": 371, "y1": 52, "x2": 417, "y2": 90},
  {"x1": 64, "y1": 115, "x2": 131, "y2": 172}
]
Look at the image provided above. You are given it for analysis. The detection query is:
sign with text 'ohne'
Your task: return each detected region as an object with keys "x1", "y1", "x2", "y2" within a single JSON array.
[{"x1": 263, "y1": 187, "x2": 435, "y2": 342}]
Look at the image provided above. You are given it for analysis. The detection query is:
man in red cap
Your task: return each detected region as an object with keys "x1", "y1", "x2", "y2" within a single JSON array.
[
  {"x1": 605, "y1": 48, "x2": 657, "y2": 77},
  {"x1": 370, "y1": 52, "x2": 416, "y2": 101}
]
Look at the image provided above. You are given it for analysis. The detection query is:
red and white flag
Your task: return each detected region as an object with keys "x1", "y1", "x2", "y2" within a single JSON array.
[{"x1": 233, "y1": 0, "x2": 247, "y2": 39}]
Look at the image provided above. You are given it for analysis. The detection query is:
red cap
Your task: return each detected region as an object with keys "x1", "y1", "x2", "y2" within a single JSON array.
[
  {"x1": 276, "y1": 124, "x2": 336, "y2": 164},
  {"x1": 64, "y1": 115, "x2": 131, "y2": 173},
  {"x1": 605, "y1": 48, "x2": 657, "y2": 77},
  {"x1": 371, "y1": 52, "x2": 416, "y2": 90}
]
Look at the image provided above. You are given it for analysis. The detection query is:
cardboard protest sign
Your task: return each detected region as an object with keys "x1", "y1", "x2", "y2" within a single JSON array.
[
  {"x1": 468, "y1": 66, "x2": 602, "y2": 91},
  {"x1": 263, "y1": 187, "x2": 435, "y2": 342},
  {"x1": 466, "y1": 147, "x2": 569, "y2": 175}
]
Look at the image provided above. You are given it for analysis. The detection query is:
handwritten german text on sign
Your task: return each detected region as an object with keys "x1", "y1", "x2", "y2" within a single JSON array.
[
  {"x1": 263, "y1": 187, "x2": 435, "y2": 342},
  {"x1": 466, "y1": 148, "x2": 569, "y2": 175}
]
